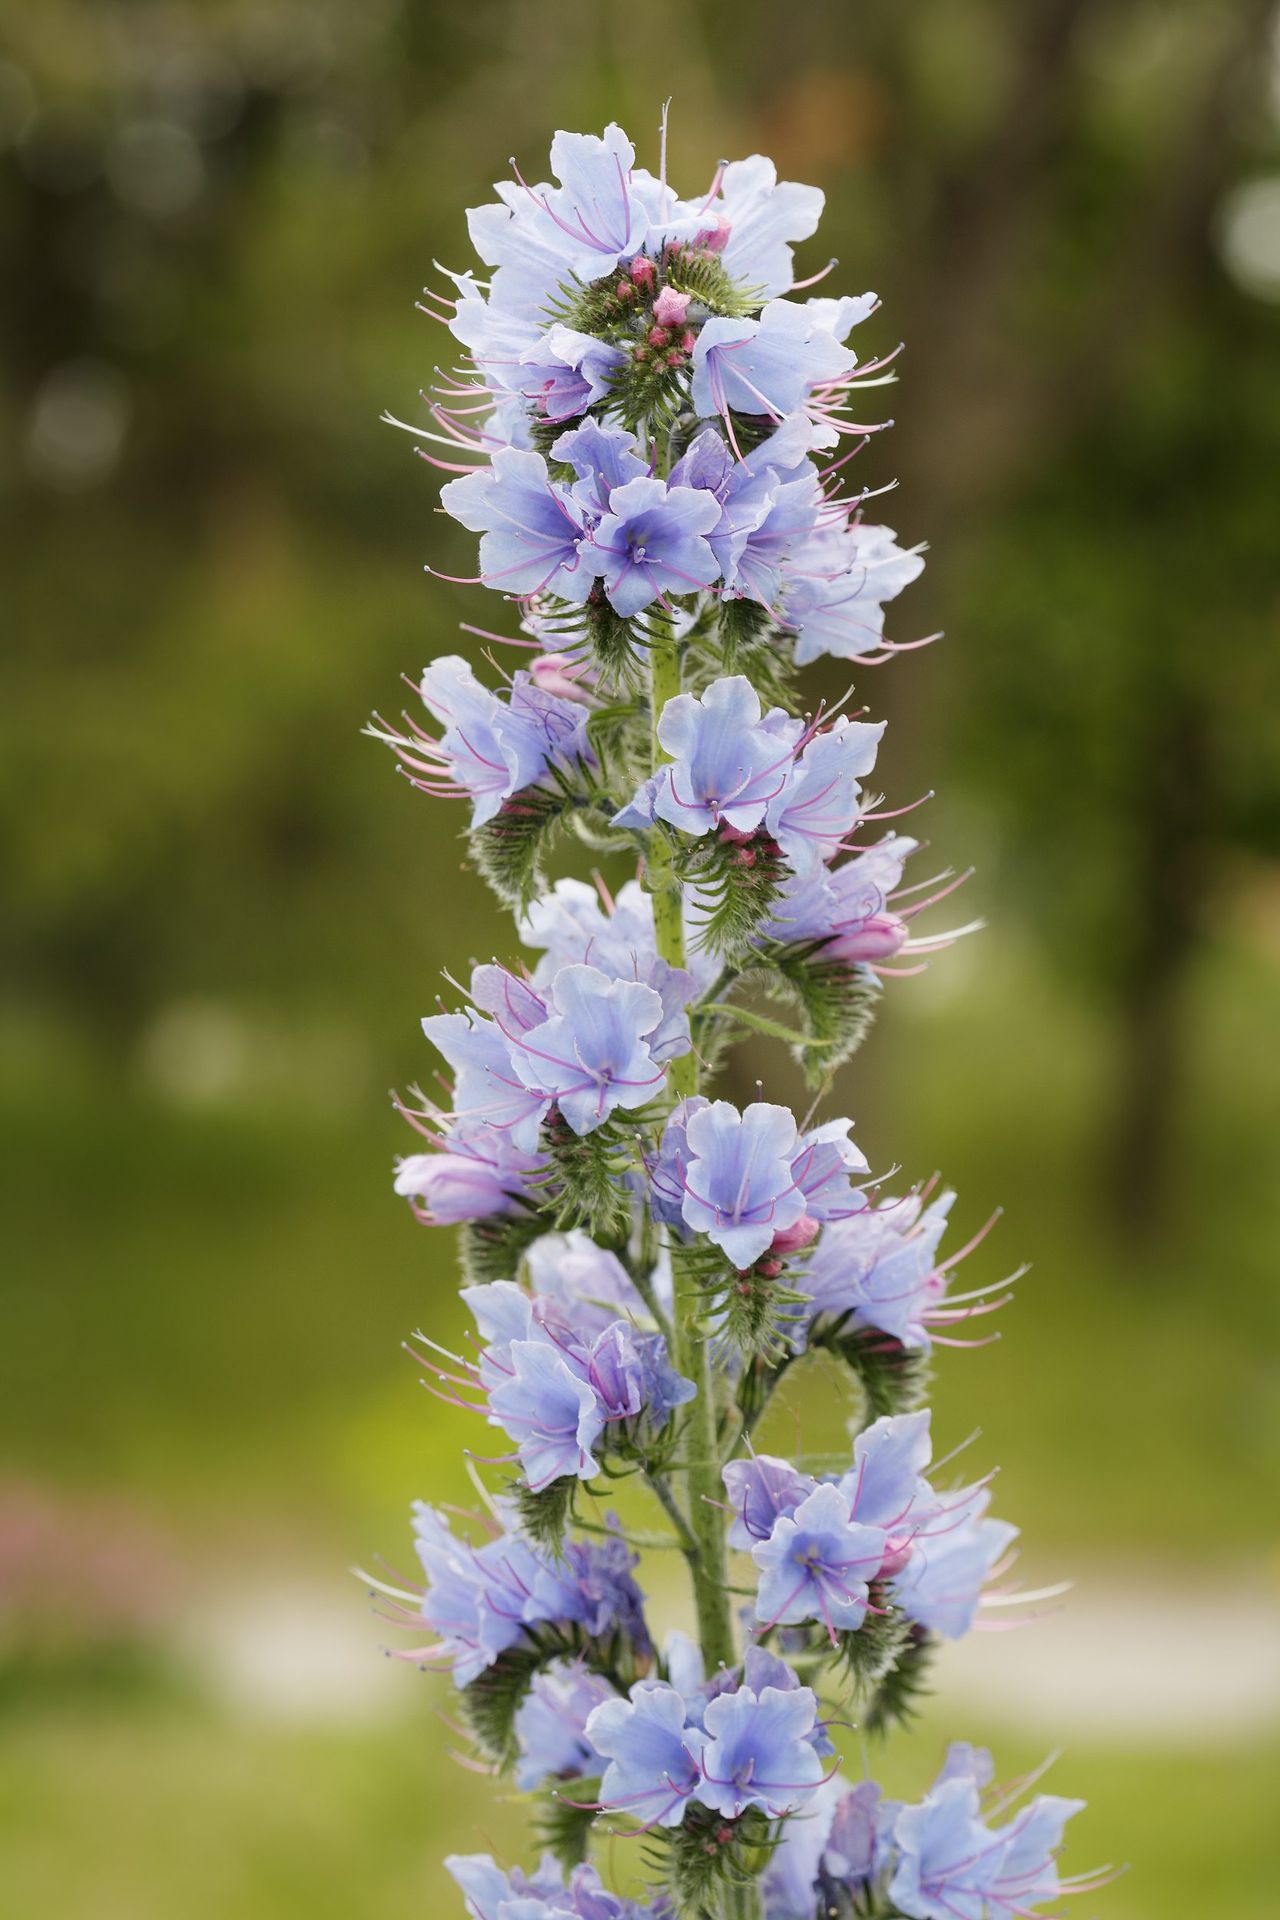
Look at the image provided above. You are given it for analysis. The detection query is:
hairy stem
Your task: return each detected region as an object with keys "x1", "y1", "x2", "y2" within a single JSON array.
[{"x1": 647, "y1": 611, "x2": 736, "y2": 1676}]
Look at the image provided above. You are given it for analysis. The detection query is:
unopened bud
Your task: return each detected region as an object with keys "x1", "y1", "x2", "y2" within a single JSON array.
[
  {"x1": 770, "y1": 1213, "x2": 821, "y2": 1255},
  {"x1": 629, "y1": 255, "x2": 656, "y2": 289},
  {"x1": 530, "y1": 652, "x2": 593, "y2": 702},
  {"x1": 653, "y1": 286, "x2": 692, "y2": 328}
]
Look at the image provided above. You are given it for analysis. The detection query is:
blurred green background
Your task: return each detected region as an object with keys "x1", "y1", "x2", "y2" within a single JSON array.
[{"x1": 2, "y1": 1, "x2": 1279, "y2": 1914}]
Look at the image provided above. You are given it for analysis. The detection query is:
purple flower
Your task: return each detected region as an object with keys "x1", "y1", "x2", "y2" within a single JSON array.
[
  {"x1": 518, "y1": 877, "x2": 703, "y2": 1063},
  {"x1": 420, "y1": 1008, "x2": 551, "y2": 1152},
  {"x1": 761, "y1": 832, "x2": 918, "y2": 960},
  {"x1": 393, "y1": 1117, "x2": 544, "y2": 1225},
  {"x1": 723, "y1": 1453, "x2": 810, "y2": 1550},
  {"x1": 458, "y1": 1280, "x2": 693, "y2": 1489},
  {"x1": 465, "y1": 124, "x2": 648, "y2": 314},
  {"x1": 765, "y1": 719, "x2": 885, "y2": 870},
  {"x1": 410, "y1": 1503, "x2": 651, "y2": 1687},
  {"x1": 634, "y1": 677, "x2": 801, "y2": 840},
  {"x1": 710, "y1": 156, "x2": 825, "y2": 301},
  {"x1": 763, "y1": 1774, "x2": 882, "y2": 1919},
  {"x1": 447, "y1": 1853, "x2": 657, "y2": 1920},
  {"x1": 782, "y1": 520, "x2": 925, "y2": 666},
  {"x1": 517, "y1": 326, "x2": 626, "y2": 423},
  {"x1": 679, "y1": 1099, "x2": 807, "y2": 1268},
  {"x1": 513, "y1": 1659, "x2": 615, "y2": 1791},
  {"x1": 369, "y1": 654, "x2": 593, "y2": 829},
  {"x1": 441, "y1": 449, "x2": 596, "y2": 602},
  {"x1": 692, "y1": 300, "x2": 856, "y2": 427},
  {"x1": 890, "y1": 1487, "x2": 1018, "y2": 1639},
  {"x1": 799, "y1": 1188, "x2": 958, "y2": 1351},
  {"x1": 487, "y1": 1336, "x2": 609, "y2": 1488},
  {"x1": 507, "y1": 962, "x2": 668, "y2": 1135},
  {"x1": 589, "y1": 476, "x2": 722, "y2": 617},
  {"x1": 751, "y1": 1481, "x2": 889, "y2": 1638},
  {"x1": 790, "y1": 1116, "x2": 870, "y2": 1222},
  {"x1": 840, "y1": 1410, "x2": 935, "y2": 1534},
  {"x1": 888, "y1": 1747, "x2": 1085, "y2": 1920},
  {"x1": 524, "y1": 1229, "x2": 654, "y2": 1335},
  {"x1": 586, "y1": 1681, "x2": 709, "y2": 1828},
  {"x1": 412, "y1": 1503, "x2": 552, "y2": 1686},
  {"x1": 553, "y1": 420, "x2": 649, "y2": 513},
  {"x1": 698, "y1": 1681, "x2": 828, "y2": 1819}
]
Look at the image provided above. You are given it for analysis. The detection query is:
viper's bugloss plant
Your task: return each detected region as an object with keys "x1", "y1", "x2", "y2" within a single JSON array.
[{"x1": 364, "y1": 114, "x2": 1115, "y2": 1920}]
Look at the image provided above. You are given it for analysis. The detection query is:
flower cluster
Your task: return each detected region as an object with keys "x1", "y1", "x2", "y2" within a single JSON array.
[
  {"x1": 364, "y1": 115, "x2": 1105, "y2": 1920},
  {"x1": 725, "y1": 1411, "x2": 1017, "y2": 1644},
  {"x1": 762, "y1": 1743, "x2": 1098, "y2": 1920}
]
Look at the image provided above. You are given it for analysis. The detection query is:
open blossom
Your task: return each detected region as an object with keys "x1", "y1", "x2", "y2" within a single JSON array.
[
  {"x1": 798, "y1": 1187, "x2": 959, "y2": 1351},
  {"x1": 368, "y1": 654, "x2": 593, "y2": 828},
  {"x1": 411, "y1": 1502, "x2": 650, "y2": 1687},
  {"x1": 458, "y1": 1280, "x2": 692, "y2": 1490},
  {"x1": 673, "y1": 1099, "x2": 868, "y2": 1267},
  {"x1": 422, "y1": 957, "x2": 684, "y2": 1151},
  {"x1": 725, "y1": 1411, "x2": 1014, "y2": 1643},
  {"x1": 783, "y1": 519, "x2": 926, "y2": 665},
  {"x1": 765, "y1": 717, "x2": 884, "y2": 869},
  {"x1": 441, "y1": 448, "x2": 596, "y2": 601},
  {"x1": 691, "y1": 299, "x2": 857, "y2": 428},
  {"x1": 513, "y1": 1659, "x2": 615, "y2": 1791},
  {"x1": 752, "y1": 1481, "x2": 890, "y2": 1636},
  {"x1": 393, "y1": 1115, "x2": 545, "y2": 1224},
  {"x1": 448, "y1": 1854, "x2": 656, "y2": 1920},
  {"x1": 518, "y1": 877, "x2": 701, "y2": 1062},
  {"x1": 698, "y1": 1680, "x2": 828, "y2": 1819},
  {"x1": 587, "y1": 1680, "x2": 710, "y2": 1827},
  {"x1": 507, "y1": 963, "x2": 669, "y2": 1133},
  {"x1": 762, "y1": 832, "x2": 918, "y2": 959},
  {"x1": 617, "y1": 676, "x2": 801, "y2": 839},
  {"x1": 889, "y1": 1746, "x2": 1086, "y2": 1920},
  {"x1": 589, "y1": 475, "x2": 723, "y2": 616}
]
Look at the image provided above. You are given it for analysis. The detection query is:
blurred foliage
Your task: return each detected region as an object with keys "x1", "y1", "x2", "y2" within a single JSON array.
[{"x1": 2, "y1": 1, "x2": 1279, "y2": 1916}]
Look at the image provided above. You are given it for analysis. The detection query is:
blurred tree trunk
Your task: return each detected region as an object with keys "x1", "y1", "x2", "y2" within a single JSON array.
[{"x1": 1107, "y1": 698, "x2": 1210, "y2": 1238}]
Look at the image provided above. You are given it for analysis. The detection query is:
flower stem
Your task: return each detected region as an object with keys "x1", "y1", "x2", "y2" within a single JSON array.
[{"x1": 647, "y1": 610, "x2": 736, "y2": 1677}]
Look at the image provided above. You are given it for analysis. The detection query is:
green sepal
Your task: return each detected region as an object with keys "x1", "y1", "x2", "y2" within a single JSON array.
[
  {"x1": 514, "y1": 1474, "x2": 577, "y2": 1559},
  {"x1": 536, "y1": 1112, "x2": 641, "y2": 1240},
  {"x1": 458, "y1": 1209, "x2": 546, "y2": 1287},
  {"x1": 809, "y1": 1316, "x2": 933, "y2": 1423},
  {"x1": 469, "y1": 782, "x2": 578, "y2": 911},
  {"x1": 745, "y1": 948, "x2": 882, "y2": 1085},
  {"x1": 648, "y1": 1802, "x2": 778, "y2": 1920},
  {"x1": 536, "y1": 1779, "x2": 602, "y2": 1869},
  {"x1": 860, "y1": 1625, "x2": 935, "y2": 1738}
]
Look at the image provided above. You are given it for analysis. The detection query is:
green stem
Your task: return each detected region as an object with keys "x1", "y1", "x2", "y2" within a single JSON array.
[{"x1": 647, "y1": 611, "x2": 737, "y2": 1677}]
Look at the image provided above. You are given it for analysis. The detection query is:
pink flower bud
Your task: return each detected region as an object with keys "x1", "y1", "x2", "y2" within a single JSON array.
[
  {"x1": 629, "y1": 255, "x2": 656, "y2": 289},
  {"x1": 830, "y1": 912, "x2": 909, "y2": 964},
  {"x1": 652, "y1": 286, "x2": 692, "y2": 328},
  {"x1": 877, "y1": 1536, "x2": 914, "y2": 1580},
  {"x1": 754, "y1": 1258, "x2": 783, "y2": 1279},
  {"x1": 647, "y1": 326, "x2": 670, "y2": 348},
  {"x1": 694, "y1": 217, "x2": 731, "y2": 253},
  {"x1": 769, "y1": 1213, "x2": 821, "y2": 1255},
  {"x1": 530, "y1": 652, "x2": 593, "y2": 702},
  {"x1": 718, "y1": 823, "x2": 755, "y2": 844}
]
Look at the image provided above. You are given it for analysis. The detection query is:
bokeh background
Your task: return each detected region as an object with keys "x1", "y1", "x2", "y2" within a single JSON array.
[{"x1": 3, "y1": 2, "x2": 1279, "y2": 1914}]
